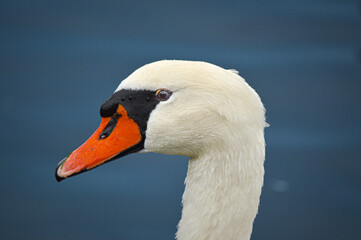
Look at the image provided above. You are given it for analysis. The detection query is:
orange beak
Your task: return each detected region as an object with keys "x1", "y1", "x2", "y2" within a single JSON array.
[{"x1": 55, "y1": 104, "x2": 142, "y2": 181}]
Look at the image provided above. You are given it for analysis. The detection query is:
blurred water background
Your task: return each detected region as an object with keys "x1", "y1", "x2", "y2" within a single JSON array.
[{"x1": 0, "y1": 0, "x2": 360, "y2": 239}]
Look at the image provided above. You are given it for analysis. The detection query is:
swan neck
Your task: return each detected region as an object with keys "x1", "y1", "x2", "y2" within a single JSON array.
[{"x1": 176, "y1": 144, "x2": 265, "y2": 240}]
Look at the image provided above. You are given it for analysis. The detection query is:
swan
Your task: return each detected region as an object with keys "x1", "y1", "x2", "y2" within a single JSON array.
[{"x1": 55, "y1": 60, "x2": 267, "y2": 240}]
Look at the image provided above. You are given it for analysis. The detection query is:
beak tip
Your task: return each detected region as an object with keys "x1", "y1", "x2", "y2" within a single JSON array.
[
  {"x1": 55, "y1": 158, "x2": 66, "y2": 182},
  {"x1": 55, "y1": 172, "x2": 64, "y2": 182}
]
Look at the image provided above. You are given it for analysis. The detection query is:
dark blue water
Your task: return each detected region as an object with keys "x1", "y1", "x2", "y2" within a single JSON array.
[{"x1": 1, "y1": 1, "x2": 360, "y2": 239}]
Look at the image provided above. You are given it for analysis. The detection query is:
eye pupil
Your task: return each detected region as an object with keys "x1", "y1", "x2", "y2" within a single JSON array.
[
  {"x1": 156, "y1": 89, "x2": 172, "y2": 101},
  {"x1": 159, "y1": 91, "x2": 168, "y2": 99}
]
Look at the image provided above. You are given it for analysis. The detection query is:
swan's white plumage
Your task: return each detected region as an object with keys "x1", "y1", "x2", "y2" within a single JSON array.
[{"x1": 116, "y1": 60, "x2": 266, "y2": 240}]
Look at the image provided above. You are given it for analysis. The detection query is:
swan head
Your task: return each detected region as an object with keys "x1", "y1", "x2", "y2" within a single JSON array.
[{"x1": 55, "y1": 60, "x2": 266, "y2": 181}]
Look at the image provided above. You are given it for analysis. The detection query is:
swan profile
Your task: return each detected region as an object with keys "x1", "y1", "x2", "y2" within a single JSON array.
[{"x1": 55, "y1": 60, "x2": 267, "y2": 240}]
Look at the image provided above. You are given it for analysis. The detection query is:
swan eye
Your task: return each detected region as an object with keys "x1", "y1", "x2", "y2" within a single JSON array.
[{"x1": 156, "y1": 89, "x2": 172, "y2": 101}]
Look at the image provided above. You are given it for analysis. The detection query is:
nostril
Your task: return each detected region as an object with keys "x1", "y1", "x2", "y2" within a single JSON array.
[
  {"x1": 99, "y1": 133, "x2": 108, "y2": 139},
  {"x1": 99, "y1": 115, "x2": 120, "y2": 139}
]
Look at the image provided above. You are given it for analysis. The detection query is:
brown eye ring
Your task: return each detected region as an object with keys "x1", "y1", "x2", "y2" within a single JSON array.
[{"x1": 156, "y1": 89, "x2": 172, "y2": 101}]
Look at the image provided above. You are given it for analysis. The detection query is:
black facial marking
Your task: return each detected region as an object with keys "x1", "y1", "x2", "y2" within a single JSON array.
[
  {"x1": 99, "y1": 100, "x2": 119, "y2": 118},
  {"x1": 100, "y1": 89, "x2": 160, "y2": 138}
]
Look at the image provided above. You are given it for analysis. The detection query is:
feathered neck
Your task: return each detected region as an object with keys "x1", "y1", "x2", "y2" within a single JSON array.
[{"x1": 176, "y1": 132, "x2": 265, "y2": 240}]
